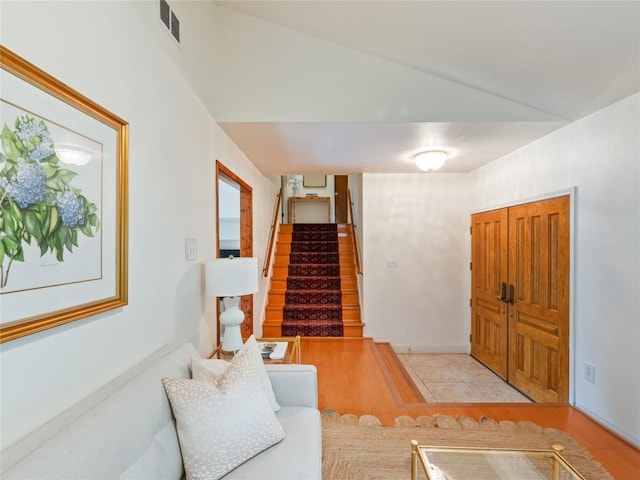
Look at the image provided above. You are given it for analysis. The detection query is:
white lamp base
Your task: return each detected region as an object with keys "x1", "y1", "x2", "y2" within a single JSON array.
[{"x1": 220, "y1": 296, "x2": 245, "y2": 353}]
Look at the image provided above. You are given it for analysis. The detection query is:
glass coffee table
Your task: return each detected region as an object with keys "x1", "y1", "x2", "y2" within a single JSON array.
[{"x1": 411, "y1": 441, "x2": 585, "y2": 479}]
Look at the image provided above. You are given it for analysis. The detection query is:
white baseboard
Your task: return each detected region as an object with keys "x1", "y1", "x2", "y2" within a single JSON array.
[
  {"x1": 391, "y1": 344, "x2": 470, "y2": 354},
  {"x1": 574, "y1": 404, "x2": 640, "y2": 448}
]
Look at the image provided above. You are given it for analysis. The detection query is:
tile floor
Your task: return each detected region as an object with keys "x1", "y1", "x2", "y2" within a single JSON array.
[{"x1": 397, "y1": 353, "x2": 531, "y2": 403}]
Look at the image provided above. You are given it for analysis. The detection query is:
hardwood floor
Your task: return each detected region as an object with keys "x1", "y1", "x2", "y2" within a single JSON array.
[{"x1": 300, "y1": 337, "x2": 640, "y2": 480}]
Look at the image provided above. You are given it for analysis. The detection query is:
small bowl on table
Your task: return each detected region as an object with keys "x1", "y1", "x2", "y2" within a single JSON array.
[{"x1": 261, "y1": 343, "x2": 277, "y2": 359}]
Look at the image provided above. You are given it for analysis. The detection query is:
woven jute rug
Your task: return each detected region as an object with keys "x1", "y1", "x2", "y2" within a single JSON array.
[{"x1": 321, "y1": 409, "x2": 614, "y2": 480}]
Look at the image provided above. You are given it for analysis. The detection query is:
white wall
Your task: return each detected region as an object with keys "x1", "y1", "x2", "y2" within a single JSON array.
[
  {"x1": 0, "y1": 1, "x2": 277, "y2": 448},
  {"x1": 468, "y1": 93, "x2": 640, "y2": 445},
  {"x1": 362, "y1": 173, "x2": 471, "y2": 352},
  {"x1": 348, "y1": 174, "x2": 365, "y2": 305},
  {"x1": 348, "y1": 174, "x2": 364, "y2": 250}
]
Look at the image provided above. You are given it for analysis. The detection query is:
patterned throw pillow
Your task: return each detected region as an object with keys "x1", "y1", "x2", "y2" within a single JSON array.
[
  {"x1": 163, "y1": 344, "x2": 285, "y2": 480},
  {"x1": 191, "y1": 335, "x2": 281, "y2": 412}
]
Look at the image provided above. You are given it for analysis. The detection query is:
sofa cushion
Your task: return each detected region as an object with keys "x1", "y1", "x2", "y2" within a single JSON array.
[
  {"x1": 163, "y1": 343, "x2": 285, "y2": 480},
  {"x1": 192, "y1": 358, "x2": 229, "y2": 376},
  {"x1": 224, "y1": 407, "x2": 322, "y2": 480},
  {"x1": 192, "y1": 335, "x2": 280, "y2": 412}
]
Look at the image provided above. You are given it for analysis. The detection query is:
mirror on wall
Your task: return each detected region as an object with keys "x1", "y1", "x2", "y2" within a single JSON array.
[
  {"x1": 218, "y1": 177, "x2": 240, "y2": 258},
  {"x1": 215, "y1": 161, "x2": 254, "y2": 345}
]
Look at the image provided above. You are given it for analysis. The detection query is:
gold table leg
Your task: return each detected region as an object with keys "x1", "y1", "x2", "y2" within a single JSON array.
[{"x1": 411, "y1": 440, "x2": 419, "y2": 480}]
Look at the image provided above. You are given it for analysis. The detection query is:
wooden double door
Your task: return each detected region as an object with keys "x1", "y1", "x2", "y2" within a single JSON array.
[{"x1": 471, "y1": 196, "x2": 570, "y2": 402}]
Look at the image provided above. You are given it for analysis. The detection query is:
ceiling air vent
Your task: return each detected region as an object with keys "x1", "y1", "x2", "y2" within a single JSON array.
[{"x1": 159, "y1": 0, "x2": 180, "y2": 43}]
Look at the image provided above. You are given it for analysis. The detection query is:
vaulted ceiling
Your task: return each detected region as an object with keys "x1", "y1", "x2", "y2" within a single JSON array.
[{"x1": 182, "y1": 1, "x2": 639, "y2": 175}]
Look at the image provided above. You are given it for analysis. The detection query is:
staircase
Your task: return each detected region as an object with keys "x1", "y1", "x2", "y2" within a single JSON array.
[{"x1": 263, "y1": 223, "x2": 363, "y2": 337}]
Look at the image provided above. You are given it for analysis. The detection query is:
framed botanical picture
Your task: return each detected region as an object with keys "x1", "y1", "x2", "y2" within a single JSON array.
[
  {"x1": 0, "y1": 46, "x2": 128, "y2": 343},
  {"x1": 303, "y1": 175, "x2": 326, "y2": 188}
]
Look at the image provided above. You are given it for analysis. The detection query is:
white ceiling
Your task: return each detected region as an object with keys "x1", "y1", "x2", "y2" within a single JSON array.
[{"x1": 210, "y1": 1, "x2": 639, "y2": 175}]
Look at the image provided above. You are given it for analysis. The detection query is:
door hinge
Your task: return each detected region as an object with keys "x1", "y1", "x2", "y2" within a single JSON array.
[
  {"x1": 469, "y1": 298, "x2": 472, "y2": 307},
  {"x1": 470, "y1": 334, "x2": 472, "y2": 342},
  {"x1": 469, "y1": 262, "x2": 472, "y2": 271},
  {"x1": 469, "y1": 226, "x2": 472, "y2": 235}
]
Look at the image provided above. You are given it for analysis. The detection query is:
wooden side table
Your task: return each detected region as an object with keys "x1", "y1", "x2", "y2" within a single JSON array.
[
  {"x1": 287, "y1": 196, "x2": 330, "y2": 223},
  {"x1": 209, "y1": 336, "x2": 301, "y2": 364}
]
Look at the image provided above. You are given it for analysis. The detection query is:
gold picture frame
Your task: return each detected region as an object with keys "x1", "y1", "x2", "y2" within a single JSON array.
[
  {"x1": 303, "y1": 175, "x2": 326, "y2": 188},
  {"x1": 0, "y1": 46, "x2": 128, "y2": 343}
]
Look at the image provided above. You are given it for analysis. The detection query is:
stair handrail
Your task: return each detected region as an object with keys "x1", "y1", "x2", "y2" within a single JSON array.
[
  {"x1": 347, "y1": 189, "x2": 362, "y2": 275},
  {"x1": 262, "y1": 188, "x2": 282, "y2": 277}
]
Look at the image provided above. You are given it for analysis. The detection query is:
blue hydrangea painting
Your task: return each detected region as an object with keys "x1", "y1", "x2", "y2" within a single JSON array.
[{"x1": 0, "y1": 114, "x2": 100, "y2": 289}]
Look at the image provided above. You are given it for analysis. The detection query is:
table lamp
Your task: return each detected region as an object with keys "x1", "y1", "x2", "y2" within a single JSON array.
[{"x1": 205, "y1": 256, "x2": 258, "y2": 352}]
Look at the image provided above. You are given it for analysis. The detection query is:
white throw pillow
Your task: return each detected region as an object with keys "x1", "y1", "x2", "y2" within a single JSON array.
[
  {"x1": 163, "y1": 344, "x2": 285, "y2": 480},
  {"x1": 192, "y1": 335, "x2": 281, "y2": 412},
  {"x1": 192, "y1": 358, "x2": 229, "y2": 377}
]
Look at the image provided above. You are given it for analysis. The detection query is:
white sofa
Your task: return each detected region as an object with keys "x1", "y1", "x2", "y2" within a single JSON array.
[{"x1": 0, "y1": 343, "x2": 322, "y2": 479}]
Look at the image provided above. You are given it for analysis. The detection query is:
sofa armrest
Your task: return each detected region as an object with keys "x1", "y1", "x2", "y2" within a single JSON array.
[{"x1": 265, "y1": 364, "x2": 318, "y2": 409}]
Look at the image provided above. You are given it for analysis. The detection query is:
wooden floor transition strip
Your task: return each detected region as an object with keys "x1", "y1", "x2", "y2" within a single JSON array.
[{"x1": 372, "y1": 342, "x2": 426, "y2": 406}]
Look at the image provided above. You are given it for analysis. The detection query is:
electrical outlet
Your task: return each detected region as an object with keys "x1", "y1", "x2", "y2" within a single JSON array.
[
  {"x1": 386, "y1": 258, "x2": 399, "y2": 267},
  {"x1": 584, "y1": 363, "x2": 595, "y2": 383}
]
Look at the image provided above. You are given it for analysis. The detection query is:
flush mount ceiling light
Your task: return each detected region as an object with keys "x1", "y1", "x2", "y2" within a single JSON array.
[{"x1": 414, "y1": 150, "x2": 449, "y2": 171}]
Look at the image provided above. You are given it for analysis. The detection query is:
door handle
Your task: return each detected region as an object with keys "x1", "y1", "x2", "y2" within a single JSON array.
[
  {"x1": 497, "y1": 282, "x2": 508, "y2": 303},
  {"x1": 508, "y1": 284, "x2": 515, "y2": 305}
]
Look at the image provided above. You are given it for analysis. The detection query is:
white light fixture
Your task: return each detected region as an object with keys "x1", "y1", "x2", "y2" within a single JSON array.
[
  {"x1": 414, "y1": 150, "x2": 448, "y2": 171},
  {"x1": 205, "y1": 256, "x2": 258, "y2": 352}
]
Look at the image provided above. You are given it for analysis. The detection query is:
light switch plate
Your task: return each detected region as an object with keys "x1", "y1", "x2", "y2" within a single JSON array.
[{"x1": 185, "y1": 238, "x2": 197, "y2": 261}]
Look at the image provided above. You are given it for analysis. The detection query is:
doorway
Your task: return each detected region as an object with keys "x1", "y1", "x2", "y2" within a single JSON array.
[
  {"x1": 470, "y1": 195, "x2": 570, "y2": 402},
  {"x1": 216, "y1": 161, "x2": 253, "y2": 346}
]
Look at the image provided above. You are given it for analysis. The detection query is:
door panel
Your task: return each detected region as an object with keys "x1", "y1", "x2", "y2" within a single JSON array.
[
  {"x1": 335, "y1": 175, "x2": 348, "y2": 223},
  {"x1": 471, "y1": 208, "x2": 509, "y2": 379},
  {"x1": 508, "y1": 197, "x2": 570, "y2": 402}
]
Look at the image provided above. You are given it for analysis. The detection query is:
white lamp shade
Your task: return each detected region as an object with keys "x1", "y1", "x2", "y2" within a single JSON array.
[
  {"x1": 205, "y1": 257, "x2": 258, "y2": 297},
  {"x1": 415, "y1": 150, "x2": 448, "y2": 171}
]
